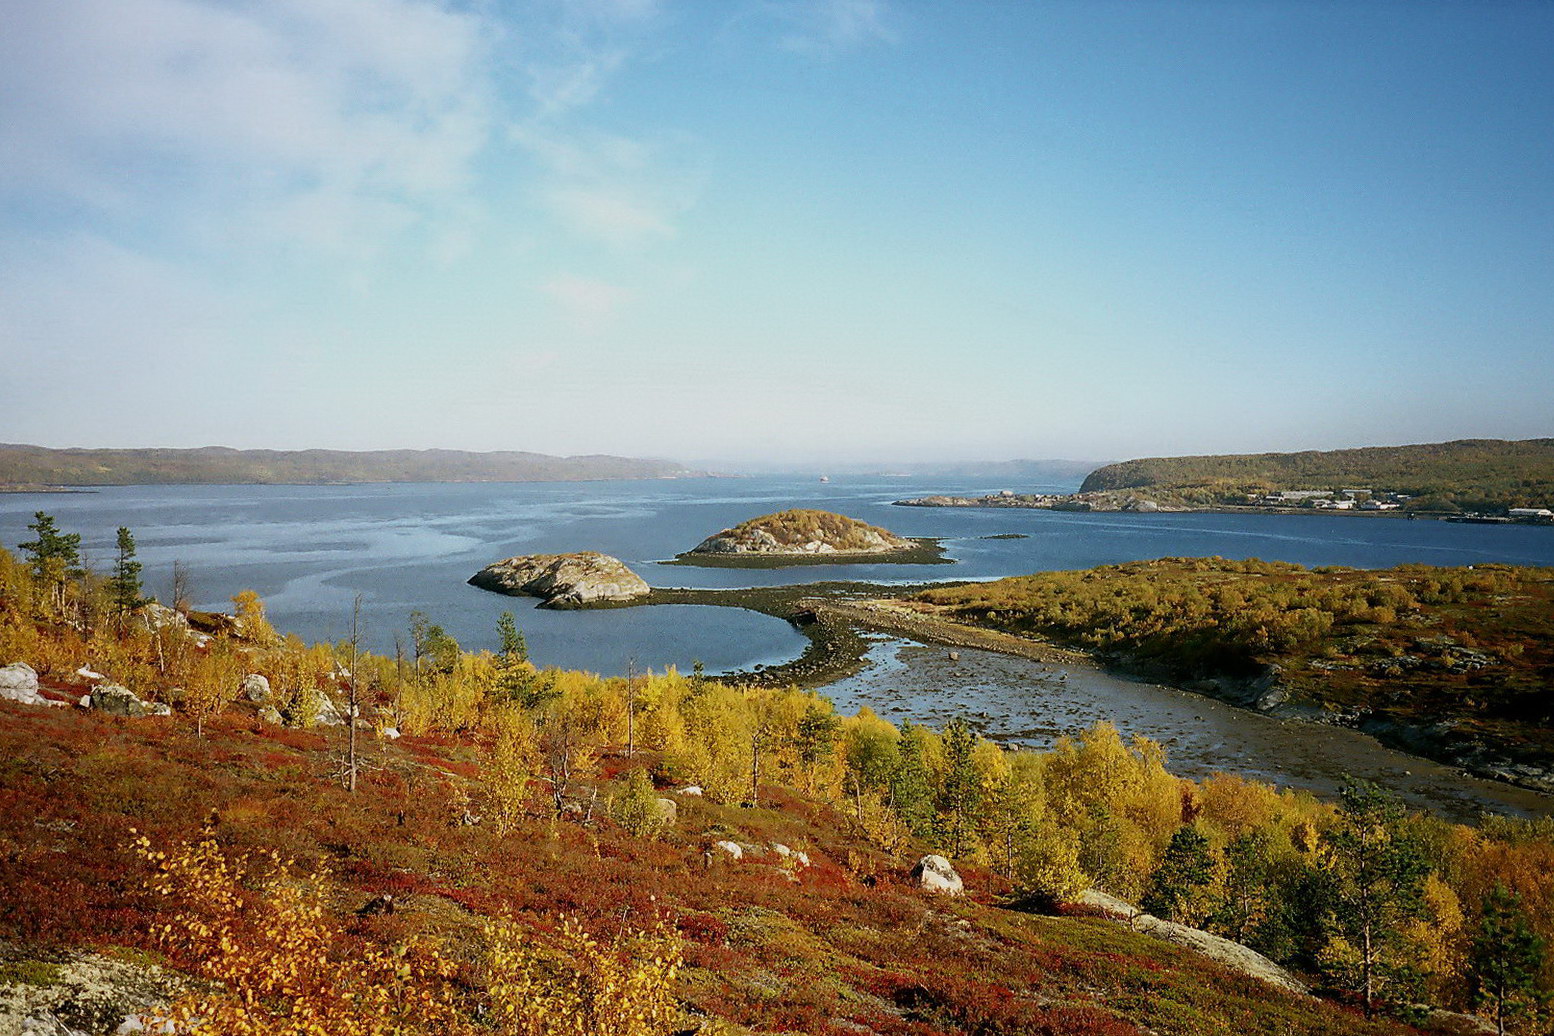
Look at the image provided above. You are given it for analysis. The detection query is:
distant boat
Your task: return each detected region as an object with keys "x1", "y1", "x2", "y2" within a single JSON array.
[{"x1": 819, "y1": 475, "x2": 830, "y2": 483}]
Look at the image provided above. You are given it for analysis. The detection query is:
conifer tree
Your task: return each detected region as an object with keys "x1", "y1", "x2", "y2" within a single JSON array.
[
  {"x1": 938, "y1": 717, "x2": 982, "y2": 858},
  {"x1": 890, "y1": 723, "x2": 937, "y2": 840},
  {"x1": 494, "y1": 611, "x2": 531, "y2": 704},
  {"x1": 109, "y1": 526, "x2": 144, "y2": 621},
  {"x1": 1319, "y1": 781, "x2": 1432, "y2": 1017},
  {"x1": 1470, "y1": 883, "x2": 1547, "y2": 1036},
  {"x1": 1142, "y1": 825, "x2": 1215, "y2": 924},
  {"x1": 497, "y1": 610, "x2": 528, "y2": 664},
  {"x1": 18, "y1": 511, "x2": 82, "y2": 612}
]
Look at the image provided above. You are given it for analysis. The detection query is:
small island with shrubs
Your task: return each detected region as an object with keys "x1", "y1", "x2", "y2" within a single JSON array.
[{"x1": 667, "y1": 509, "x2": 950, "y2": 568}]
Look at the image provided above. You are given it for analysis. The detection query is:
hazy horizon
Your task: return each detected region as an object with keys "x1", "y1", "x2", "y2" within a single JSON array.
[{"x1": 3, "y1": 1, "x2": 1551, "y2": 462}]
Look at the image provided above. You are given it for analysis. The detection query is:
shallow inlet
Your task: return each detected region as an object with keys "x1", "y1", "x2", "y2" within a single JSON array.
[{"x1": 822, "y1": 636, "x2": 1554, "y2": 825}]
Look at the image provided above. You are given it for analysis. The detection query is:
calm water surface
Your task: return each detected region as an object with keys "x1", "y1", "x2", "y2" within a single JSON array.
[
  {"x1": 5, "y1": 475, "x2": 1552, "y2": 673},
  {"x1": 4, "y1": 476, "x2": 1551, "y2": 817}
]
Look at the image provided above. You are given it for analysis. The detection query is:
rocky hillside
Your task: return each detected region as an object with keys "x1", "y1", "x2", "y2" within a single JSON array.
[
  {"x1": 0, "y1": 685, "x2": 1432, "y2": 1036},
  {"x1": 468, "y1": 552, "x2": 650, "y2": 607},
  {"x1": 689, "y1": 510, "x2": 913, "y2": 556}
]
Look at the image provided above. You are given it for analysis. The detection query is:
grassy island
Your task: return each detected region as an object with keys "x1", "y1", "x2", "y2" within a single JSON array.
[{"x1": 669, "y1": 508, "x2": 952, "y2": 567}]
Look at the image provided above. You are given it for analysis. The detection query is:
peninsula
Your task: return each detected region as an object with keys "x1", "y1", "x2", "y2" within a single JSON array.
[{"x1": 896, "y1": 438, "x2": 1554, "y2": 519}]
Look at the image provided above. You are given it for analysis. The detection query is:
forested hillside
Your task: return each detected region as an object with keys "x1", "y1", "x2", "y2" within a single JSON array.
[
  {"x1": 1078, "y1": 438, "x2": 1554, "y2": 511},
  {"x1": 0, "y1": 444, "x2": 693, "y2": 486}
]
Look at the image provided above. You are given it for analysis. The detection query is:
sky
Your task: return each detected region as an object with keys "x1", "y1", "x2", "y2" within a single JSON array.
[{"x1": 1, "y1": 0, "x2": 1551, "y2": 467}]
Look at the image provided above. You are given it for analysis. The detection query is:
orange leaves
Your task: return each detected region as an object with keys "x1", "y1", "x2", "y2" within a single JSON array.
[
  {"x1": 483, "y1": 913, "x2": 682, "y2": 1036},
  {"x1": 136, "y1": 833, "x2": 462, "y2": 1036}
]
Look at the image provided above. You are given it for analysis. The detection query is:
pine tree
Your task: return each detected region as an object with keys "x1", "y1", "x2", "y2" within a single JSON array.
[
  {"x1": 890, "y1": 723, "x2": 937, "y2": 841},
  {"x1": 1470, "y1": 884, "x2": 1547, "y2": 1036},
  {"x1": 938, "y1": 717, "x2": 982, "y2": 858},
  {"x1": 497, "y1": 611, "x2": 528, "y2": 663},
  {"x1": 494, "y1": 612, "x2": 531, "y2": 704},
  {"x1": 1142, "y1": 825, "x2": 1215, "y2": 924},
  {"x1": 18, "y1": 511, "x2": 82, "y2": 612},
  {"x1": 109, "y1": 526, "x2": 144, "y2": 620},
  {"x1": 1319, "y1": 781, "x2": 1432, "y2": 1017}
]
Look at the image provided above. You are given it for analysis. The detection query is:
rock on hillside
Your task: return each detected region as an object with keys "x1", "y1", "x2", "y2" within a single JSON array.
[
  {"x1": 85, "y1": 684, "x2": 172, "y2": 718},
  {"x1": 0, "y1": 663, "x2": 62, "y2": 708},
  {"x1": 690, "y1": 509, "x2": 913, "y2": 556},
  {"x1": 468, "y1": 552, "x2": 650, "y2": 608},
  {"x1": 1079, "y1": 889, "x2": 1307, "y2": 996}
]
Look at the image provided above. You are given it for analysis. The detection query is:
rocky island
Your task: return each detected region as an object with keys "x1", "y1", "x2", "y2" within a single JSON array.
[
  {"x1": 468, "y1": 551, "x2": 650, "y2": 608},
  {"x1": 671, "y1": 509, "x2": 949, "y2": 567}
]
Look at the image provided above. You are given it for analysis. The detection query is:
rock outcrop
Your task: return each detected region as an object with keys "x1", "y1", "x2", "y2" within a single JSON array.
[
  {"x1": 468, "y1": 552, "x2": 650, "y2": 608},
  {"x1": 689, "y1": 509, "x2": 913, "y2": 557},
  {"x1": 85, "y1": 684, "x2": 171, "y2": 718},
  {"x1": 1, "y1": 663, "x2": 48, "y2": 707},
  {"x1": 133, "y1": 602, "x2": 188, "y2": 633},
  {"x1": 910, "y1": 854, "x2": 963, "y2": 895},
  {"x1": 240, "y1": 673, "x2": 272, "y2": 703},
  {"x1": 0, "y1": 948, "x2": 181, "y2": 1036},
  {"x1": 1079, "y1": 889, "x2": 1307, "y2": 995}
]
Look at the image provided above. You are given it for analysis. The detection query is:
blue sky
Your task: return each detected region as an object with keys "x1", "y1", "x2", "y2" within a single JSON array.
[{"x1": 1, "y1": 0, "x2": 1550, "y2": 466}]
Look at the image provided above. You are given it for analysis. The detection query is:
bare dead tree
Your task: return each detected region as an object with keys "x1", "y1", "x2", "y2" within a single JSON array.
[
  {"x1": 346, "y1": 593, "x2": 364, "y2": 794},
  {"x1": 626, "y1": 656, "x2": 637, "y2": 759},
  {"x1": 170, "y1": 561, "x2": 192, "y2": 615}
]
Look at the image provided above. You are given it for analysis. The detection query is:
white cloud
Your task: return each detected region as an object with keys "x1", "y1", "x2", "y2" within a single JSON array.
[
  {"x1": 0, "y1": 0, "x2": 496, "y2": 261},
  {"x1": 775, "y1": 0, "x2": 894, "y2": 56},
  {"x1": 514, "y1": 123, "x2": 705, "y2": 249},
  {"x1": 541, "y1": 274, "x2": 637, "y2": 333}
]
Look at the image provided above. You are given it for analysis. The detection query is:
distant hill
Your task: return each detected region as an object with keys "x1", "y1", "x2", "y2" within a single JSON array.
[
  {"x1": 1079, "y1": 438, "x2": 1554, "y2": 511},
  {"x1": 0, "y1": 444, "x2": 695, "y2": 486}
]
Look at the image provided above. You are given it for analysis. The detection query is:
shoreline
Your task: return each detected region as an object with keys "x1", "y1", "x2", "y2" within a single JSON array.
[
  {"x1": 895, "y1": 497, "x2": 1554, "y2": 525},
  {"x1": 804, "y1": 597, "x2": 1554, "y2": 797},
  {"x1": 659, "y1": 537, "x2": 952, "y2": 569},
  {"x1": 598, "y1": 584, "x2": 1554, "y2": 798}
]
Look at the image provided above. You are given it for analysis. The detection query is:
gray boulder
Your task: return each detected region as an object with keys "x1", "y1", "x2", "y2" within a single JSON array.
[
  {"x1": 257, "y1": 705, "x2": 283, "y2": 725},
  {"x1": 469, "y1": 552, "x2": 650, "y2": 608},
  {"x1": 312, "y1": 693, "x2": 346, "y2": 727},
  {"x1": 1078, "y1": 889, "x2": 1307, "y2": 995},
  {"x1": 0, "y1": 662, "x2": 53, "y2": 707},
  {"x1": 88, "y1": 684, "x2": 172, "y2": 718},
  {"x1": 240, "y1": 673, "x2": 272, "y2": 704},
  {"x1": 133, "y1": 602, "x2": 188, "y2": 634},
  {"x1": 910, "y1": 854, "x2": 964, "y2": 896},
  {"x1": 655, "y1": 797, "x2": 678, "y2": 827}
]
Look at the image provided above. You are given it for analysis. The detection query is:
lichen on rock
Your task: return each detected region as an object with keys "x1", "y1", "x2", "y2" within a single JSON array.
[
  {"x1": 468, "y1": 552, "x2": 650, "y2": 608},
  {"x1": 689, "y1": 510, "x2": 912, "y2": 557}
]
